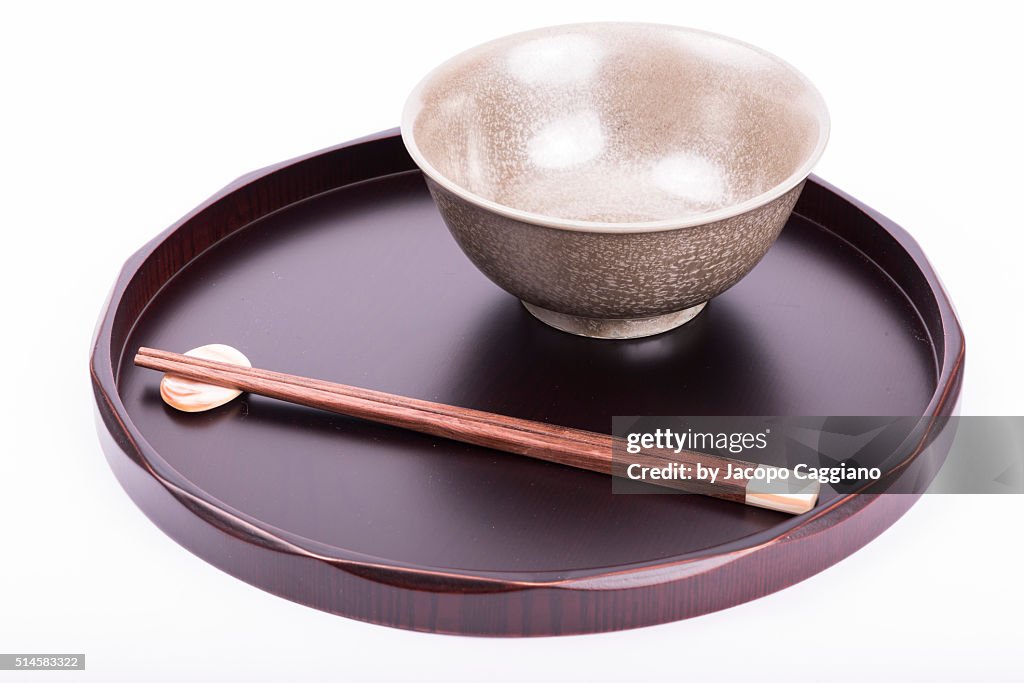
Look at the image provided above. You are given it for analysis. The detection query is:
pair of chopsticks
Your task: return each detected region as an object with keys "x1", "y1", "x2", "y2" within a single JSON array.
[{"x1": 134, "y1": 347, "x2": 818, "y2": 514}]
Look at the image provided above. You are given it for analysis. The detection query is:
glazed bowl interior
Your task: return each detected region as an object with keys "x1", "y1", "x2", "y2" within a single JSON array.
[{"x1": 403, "y1": 23, "x2": 829, "y2": 229}]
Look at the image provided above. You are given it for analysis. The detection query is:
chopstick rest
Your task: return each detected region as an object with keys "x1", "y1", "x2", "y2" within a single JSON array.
[{"x1": 158, "y1": 344, "x2": 252, "y2": 412}]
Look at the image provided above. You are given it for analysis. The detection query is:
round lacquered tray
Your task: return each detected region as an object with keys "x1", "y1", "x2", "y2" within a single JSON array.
[{"x1": 90, "y1": 129, "x2": 964, "y2": 636}]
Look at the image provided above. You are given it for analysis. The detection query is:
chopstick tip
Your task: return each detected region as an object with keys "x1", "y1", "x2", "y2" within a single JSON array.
[{"x1": 745, "y1": 480, "x2": 821, "y2": 515}]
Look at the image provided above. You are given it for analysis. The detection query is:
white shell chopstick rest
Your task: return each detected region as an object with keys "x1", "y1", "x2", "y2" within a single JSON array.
[{"x1": 159, "y1": 343, "x2": 252, "y2": 412}]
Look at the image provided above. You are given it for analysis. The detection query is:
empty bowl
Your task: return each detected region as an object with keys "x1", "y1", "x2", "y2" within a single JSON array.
[{"x1": 401, "y1": 22, "x2": 829, "y2": 339}]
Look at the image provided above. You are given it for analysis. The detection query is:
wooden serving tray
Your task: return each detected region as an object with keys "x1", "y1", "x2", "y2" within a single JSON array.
[{"x1": 90, "y1": 129, "x2": 964, "y2": 636}]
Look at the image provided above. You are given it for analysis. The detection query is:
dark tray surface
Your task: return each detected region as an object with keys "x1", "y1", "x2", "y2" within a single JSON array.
[{"x1": 115, "y1": 171, "x2": 936, "y2": 573}]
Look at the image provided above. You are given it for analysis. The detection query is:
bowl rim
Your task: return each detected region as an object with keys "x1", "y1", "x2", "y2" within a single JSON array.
[{"x1": 400, "y1": 21, "x2": 831, "y2": 234}]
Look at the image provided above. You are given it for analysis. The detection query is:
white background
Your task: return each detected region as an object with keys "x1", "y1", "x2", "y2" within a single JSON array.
[{"x1": 2, "y1": 1, "x2": 1022, "y2": 680}]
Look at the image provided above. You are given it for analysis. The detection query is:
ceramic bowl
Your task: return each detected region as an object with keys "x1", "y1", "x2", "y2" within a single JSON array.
[{"x1": 401, "y1": 22, "x2": 829, "y2": 339}]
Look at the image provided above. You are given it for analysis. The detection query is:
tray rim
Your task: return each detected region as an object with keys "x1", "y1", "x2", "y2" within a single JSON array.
[{"x1": 89, "y1": 129, "x2": 965, "y2": 630}]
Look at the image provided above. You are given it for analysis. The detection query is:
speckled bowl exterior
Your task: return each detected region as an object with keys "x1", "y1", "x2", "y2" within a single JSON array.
[
  {"x1": 427, "y1": 176, "x2": 803, "y2": 325},
  {"x1": 402, "y1": 23, "x2": 829, "y2": 338}
]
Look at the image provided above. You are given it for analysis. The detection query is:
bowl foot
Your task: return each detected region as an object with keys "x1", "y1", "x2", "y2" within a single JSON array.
[{"x1": 522, "y1": 301, "x2": 708, "y2": 339}]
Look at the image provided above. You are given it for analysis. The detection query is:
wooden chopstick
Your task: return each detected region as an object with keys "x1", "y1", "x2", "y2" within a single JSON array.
[{"x1": 134, "y1": 347, "x2": 819, "y2": 514}]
